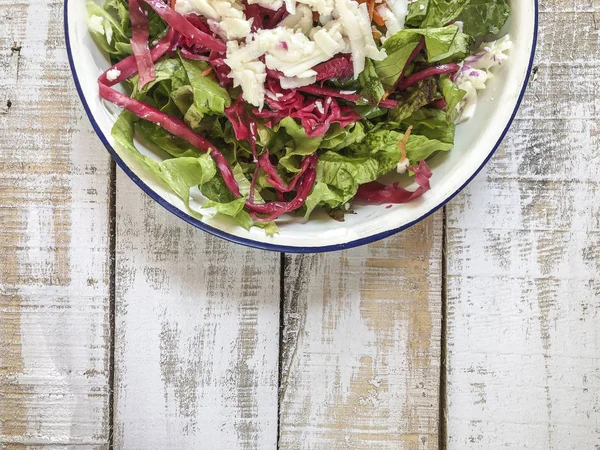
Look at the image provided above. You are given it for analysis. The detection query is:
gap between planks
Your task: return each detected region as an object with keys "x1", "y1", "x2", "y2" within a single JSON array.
[{"x1": 108, "y1": 159, "x2": 117, "y2": 450}]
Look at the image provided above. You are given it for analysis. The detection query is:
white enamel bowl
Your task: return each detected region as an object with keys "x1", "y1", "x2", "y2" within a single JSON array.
[{"x1": 65, "y1": 0, "x2": 538, "y2": 253}]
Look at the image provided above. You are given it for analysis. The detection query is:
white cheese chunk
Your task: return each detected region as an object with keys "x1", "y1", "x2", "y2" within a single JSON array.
[
  {"x1": 106, "y1": 68, "x2": 122, "y2": 82},
  {"x1": 280, "y1": 75, "x2": 317, "y2": 89},
  {"x1": 396, "y1": 157, "x2": 410, "y2": 174},
  {"x1": 89, "y1": 15, "x2": 105, "y2": 34}
]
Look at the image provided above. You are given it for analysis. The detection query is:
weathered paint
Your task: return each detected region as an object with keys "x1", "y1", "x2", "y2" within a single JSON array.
[
  {"x1": 279, "y1": 215, "x2": 443, "y2": 450},
  {"x1": 112, "y1": 176, "x2": 281, "y2": 450},
  {"x1": 0, "y1": 0, "x2": 112, "y2": 447},
  {"x1": 446, "y1": 3, "x2": 600, "y2": 449}
]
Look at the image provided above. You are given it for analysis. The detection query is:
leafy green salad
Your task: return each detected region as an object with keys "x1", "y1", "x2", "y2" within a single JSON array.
[{"x1": 89, "y1": 0, "x2": 511, "y2": 233}]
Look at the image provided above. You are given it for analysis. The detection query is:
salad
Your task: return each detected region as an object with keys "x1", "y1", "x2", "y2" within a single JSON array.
[{"x1": 88, "y1": 0, "x2": 511, "y2": 233}]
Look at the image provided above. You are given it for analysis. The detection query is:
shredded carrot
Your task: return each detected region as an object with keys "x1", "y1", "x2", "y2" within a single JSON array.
[
  {"x1": 398, "y1": 125, "x2": 412, "y2": 160},
  {"x1": 372, "y1": 27, "x2": 382, "y2": 40},
  {"x1": 373, "y1": 8, "x2": 385, "y2": 26},
  {"x1": 201, "y1": 66, "x2": 213, "y2": 77},
  {"x1": 381, "y1": 91, "x2": 390, "y2": 101},
  {"x1": 170, "y1": 0, "x2": 177, "y2": 7},
  {"x1": 368, "y1": 0, "x2": 375, "y2": 22}
]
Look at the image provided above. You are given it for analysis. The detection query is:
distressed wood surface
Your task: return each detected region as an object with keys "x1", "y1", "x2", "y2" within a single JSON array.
[
  {"x1": 112, "y1": 174, "x2": 281, "y2": 450},
  {"x1": 0, "y1": 0, "x2": 112, "y2": 448},
  {"x1": 445, "y1": 1, "x2": 600, "y2": 449},
  {"x1": 4, "y1": 0, "x2": 600, "y2": 448},
  {"x1": 278, "y1": 215, "x2": 443, "y2": 450}
]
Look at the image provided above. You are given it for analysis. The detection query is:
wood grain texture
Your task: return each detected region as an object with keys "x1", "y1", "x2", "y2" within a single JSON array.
[
  {"x1": 446, "y1": 2, "x2": 600, "y2": 449},
  {"x1": 0, "y1": 0, "x2": 112, "y2": 447},
  {"x1": 278, "y1": 214, "x2": 443, "y2": 450},
  {"x1": 113, "y1": 174, "x2": 281, "y2": 450}
]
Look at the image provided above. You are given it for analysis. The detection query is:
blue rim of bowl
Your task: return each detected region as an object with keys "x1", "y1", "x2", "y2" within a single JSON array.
[{"x1": 64, "y1": 1, "x2": 538, "y2": 254}]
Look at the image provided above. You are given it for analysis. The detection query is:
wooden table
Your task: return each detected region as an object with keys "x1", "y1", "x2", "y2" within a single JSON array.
[{"x1": 1, "y1": 1, "x2": 599, "y2": 448}]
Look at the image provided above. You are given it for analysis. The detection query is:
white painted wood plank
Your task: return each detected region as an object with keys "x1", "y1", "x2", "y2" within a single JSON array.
[
  {"x1": 279, "y1": 215, "x2": 443, "y2": 450},
  {"x1": 446, "y1": 3, "x2": 600, "y2": 449},
  {"x1": 113, "y1": 174, "x2": 281, "y2": 450},
  {"x1": 0, "y1": 0, "x2": 112, "y2": 447}
]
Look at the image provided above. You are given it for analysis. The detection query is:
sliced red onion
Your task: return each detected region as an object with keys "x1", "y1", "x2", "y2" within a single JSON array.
[
  {"x1": 99, "y1": 28, "x2": 176, "y2": 87},
  {"x1": 141, "y1": 0, "x2": 226, "y2": 52},
  {"x1": 258, "y1": 151, "x2": 315, "y2": 193},
  {"x1": 246, "y1": 156, "x2": 318, "y2": 221},
  {"x1": 397, "y1": 63, "x2": 460, "y2": 90},
  {"x1": 129, "y1": 0, "x2": 156, "y2": 88},
  {"x1": 431, "y1": 97, "x2": 447, "y2": 109},
  {"x1": 298, "y1": 85, "x2": 398, "y2": 108},
  {"x1": 180, "y1": 48, "x2": 210, "y2": 60},
  {"x1": 312, "y1": 54, "x2": 354, "y2": 81},
  {"x1": 355, "y1": 161, "x2": 432, "y2": 204},
  {"x1": 98, "y1": 82, "x2": 241, "y2": 197},
  {"x1": 392, "y1": 37, "x2": 425, "y2": 92}
]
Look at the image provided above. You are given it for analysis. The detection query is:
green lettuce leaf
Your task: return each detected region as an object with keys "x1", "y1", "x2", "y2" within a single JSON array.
[
  {"x1": 420, "y1": 26, "x2": 472, "y2": 63},
  {"x1": 112, "y1": 111, "x2": 216, "y2": 216},
  {"x1": 200, "y1": 175, "x2": 279, "y2": 235},
  {"x1": 87, "y1": 0, "x2": 167, "y2": 60},
  {"x1": 137, "y1": 120, "x2": 202, "y2": 158},
  {"x1": 131, "y1": 57, "x2": 188, "y2": 100},
  {"x1": 179, "y1": 58, "x2": 231, "y2": 115},
  {"x1": 401, "y1": 108, "x2": 455, "y2": 144},
  {"x1": 87, "y1": 2, "x2": 131, "y2": 58},
  {"x1": 421, "y1": 0, "x2": 470, "y2": 28},
  {"x1": 389, "y1": 78, "x2": 439, "y2": 123},
  {"x1": 405, "y1": 133, "x2": 454, "y2": 162},
  {"x1": 439, "y1": 75, "x2": 466, "y2": 122},
  {"x1": 320, "y1": 122, "x2": 366, "y2": 152},
  {"x1": 374, "y1": 26, "x2": 470, "y2": 89},
  {"x1": 458, "y1": 0, "x2": 510, "y2": 37},
  {"x1": 303, "y1": 182, "x2": 349, "y2": 219},
  {"x1": 359, "y1": 59, "x2": 386, "y2": 103},
  {"x1": 374, "y1": 31, "x2": 422, "y2": 90},
  {"x1": 269, "y1": 117, "x2": 323, "y2": 173},
  {"x1": 406, "y1": 0, "x2": 430, "y2": 26}
]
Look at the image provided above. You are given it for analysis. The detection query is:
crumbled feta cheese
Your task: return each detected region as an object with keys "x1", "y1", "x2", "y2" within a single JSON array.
[
  {"x1": 89, "y1": 15, "x2": 105, "y2": 35},
  {"x1": 396, "y1": 157, "x2": 410, "y2": 174},
  {"x1": 106, "y1": 68, "x2": 122, "y2": 82},
  {"x1": 454, "y1": 35, "x2": 512, "y2": 122},
  {"x1": 105, "y1": 24, "x2": 113, "y2": 44},
  {"x1": 280, "y1": 75, "x2": 317, "y2": 89},
  {"x1": 314, "y1": 100, "x2": 325, "y2": 114}
]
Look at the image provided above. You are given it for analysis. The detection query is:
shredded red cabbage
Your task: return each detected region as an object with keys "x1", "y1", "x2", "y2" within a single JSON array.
[
  {"x1": 225, "y1": 96, "x2": 251, "y2": 141},
  {"x1": 99, "y1": 28, "x2": 176, "y2": 87},
  {"x1": 258, "y1": 150, "x2": 314, "y2": 192},
  {"x1": 355, "y1": 161, "x2": 432, "y2": 204},
  {"x1": 298, "y1": 85, "x2": 398, "y2": 109},
  {"x1": 431, "y1": 98, "x2": 447, "y2": 109},
  {"x1": 397, "y1": 63, "x2": 460, "y2": 90},
  {"x1": 141, "y1": 0, "x2": 226, "y2": 52},
  {"x1": 313, "y1": 54, "x2": 354, "y2": 81},
  {"x1": 129, "y1": 0, "x2": 156, "y2": 88},
  {"x1": 180, "y1": 48, "x2": 210, "y2": 60},
  {"x1": 246, "y1": 155, "x2": 318, "y2": 221}
]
